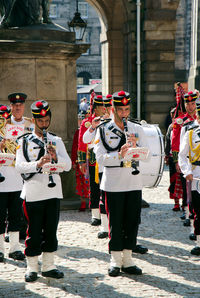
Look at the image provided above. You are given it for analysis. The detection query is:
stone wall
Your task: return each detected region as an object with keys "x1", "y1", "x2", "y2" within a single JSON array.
[{"x1": 142, "y1": 0, "x2": 180, "y2": 129}]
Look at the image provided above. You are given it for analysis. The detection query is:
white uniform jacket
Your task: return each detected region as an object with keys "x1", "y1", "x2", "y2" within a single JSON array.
[
  {"x1": 180, "y1": 119, "x2": 198, "y2": 148},
  {"x1": 0, "y1": 116, "x2": 34, "y2": 192},
  {"x1": 15, "y1": 132, "x2": 71, "y2": 202},
  {"x1": 179, "y1": 125, "x2": 200, "y2": 191},
  {"x1": 83, "y1": 127, "x2": 104, "y2": 173},
  {"x1": 94, "y1": 120, "x2": 149, "y2": 192}
]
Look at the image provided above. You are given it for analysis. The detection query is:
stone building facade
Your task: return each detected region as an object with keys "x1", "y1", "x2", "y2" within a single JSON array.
[
  {"x1": 1, "y1": 0, "x2": 199, "y2": 129},
  {"x1": 49, "y1": 0, "x2": 101, "y2": 85}
]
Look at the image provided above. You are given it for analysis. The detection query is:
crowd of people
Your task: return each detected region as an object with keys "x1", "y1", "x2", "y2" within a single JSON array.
[{"x1": 2, "y1": 84, "x2": 200, "y2": 283}]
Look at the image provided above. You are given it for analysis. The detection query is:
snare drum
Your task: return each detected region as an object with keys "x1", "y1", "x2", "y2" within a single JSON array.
[{"x1": 140, "y1": 123, "x2": 164, "y2": 188}]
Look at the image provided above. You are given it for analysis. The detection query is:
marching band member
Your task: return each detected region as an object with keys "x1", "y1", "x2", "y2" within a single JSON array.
[
  {"x1": 179, "y1": 101, "x2": 200, "y2": 255},
  {"x1": 15, "y1": 100, "x2": 71, "y2": 282},
  {"x1": 171, "y1": 91, "x2": 196, "y2": 216},
  {"x1": 0, "y1": 92, "x2": 33, "y2": 263},
  {"x1": 71, "y1": 111, "x2": 90, "y2": 212},
  {"x1": 94, "y1": 91, "x2": 149, "y2": 277},
  {"x1": 78, "y1": 95, "x2": 105, "y2": 226},
  {"x1": 8, "y1": 93, "x2": 34, "y2": 240},
  {"x1": 83, "y1": 94, "x2": 112, "y2": 238},
  {"x1": 0, "y1": 104, "x2": 25, "y2": 262}
]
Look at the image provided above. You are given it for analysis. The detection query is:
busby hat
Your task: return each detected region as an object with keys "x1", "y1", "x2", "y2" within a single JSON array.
[
  {"x1": 31, "y1": 100, "x2": 51, "y2": 118},
  {"x1": 8, "y1": 92, "x2": 27, "y2": 104},
  {"x1": 184, "y1": 91, "x2": 197, "y2": 102},
  {"x1": 112, "y1": 91, "x2": 131, "y2": 106},
  {"x1": 103, "y1": 94, "x2": 112, "y2": 107},
  {"x1": 93, "y1": 95, "x2": 104, "y2": 106},
  {"x1": 0, "y1": 105, "x2": 11, "y2": 119}
]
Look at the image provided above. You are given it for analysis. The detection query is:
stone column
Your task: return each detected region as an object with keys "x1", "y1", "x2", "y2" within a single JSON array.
[
  {"x1": 195, "y1": 0, "x2": 200, "y2": 89},
  {"x1": 0, "y1": 24, "x2": 89, "y2": 208},
  {"x1": 142, "y1": 0, "x2": 180, "y2": 129},
  {"x1": 188, "y1": 0, "x2": 199, "y2": 90}
]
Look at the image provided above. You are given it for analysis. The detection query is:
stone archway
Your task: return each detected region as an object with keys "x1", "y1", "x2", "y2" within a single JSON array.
[
  {"x1": 84, "y1": 0, "x2": 130, "y2": 95},
  {"x1": 81, "y1": 0, "x2": 181, "y2": 127}
]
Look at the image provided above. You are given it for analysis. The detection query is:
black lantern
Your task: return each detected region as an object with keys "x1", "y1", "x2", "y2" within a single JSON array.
[{"x1": 68, "y1": 0, "x2": 87, "y2": 41}]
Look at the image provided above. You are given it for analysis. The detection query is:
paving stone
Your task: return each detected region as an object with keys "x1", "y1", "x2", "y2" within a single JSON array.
[{"x1": 0, "y1": 170, "x2": 200, "y2": 297}]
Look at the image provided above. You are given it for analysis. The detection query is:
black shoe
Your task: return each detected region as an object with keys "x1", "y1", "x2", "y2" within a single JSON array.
[
  {"x1": 91, "y1": 218, "x2": 101, "y2": 226},
  {"x1": 183, "y1": 219, "x2": 190, "y2": 226},
  {"x1": 122, "y1": 265, "x2": 142, "y2": 275},
  {"x1": 141, "y1": 199, "x2": 149, "y2": 208},
  {"x1": 42, "y1": 269, "x2": 64, "y2": 279},
  {"x1": 4, "y1": 235, "x2": 9, "y2": 243},
  {"x1": 191, "y1": 246, "x2": 200, "y2": 255},
  {"x1": 189, "y1": 233, "x2": 197, "y2": 241},
  {"x1": 0, "y1": 252, "x2": 4, "y2": 262},
  {"x1": 108, "y1": 267, "x2": 120, "y2": 277},
  {"x1": 25, "y1": 272, "x2": 38, "y2": 282},
  {"x1": 180, "y1": 213, "x2": 186, "y2": 220},
  {"x1": 98, "y1": 231, "x2": 108, "y2": 239},
  {"x1": 132, "y1": 245, "x2": 148, "y2": 254},
  {"x1": 9, "y1": 251, "x2": 25, "y2": 260}
]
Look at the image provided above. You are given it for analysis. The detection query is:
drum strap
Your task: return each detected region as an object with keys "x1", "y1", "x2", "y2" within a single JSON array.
[
  {"x1": 21, "y1": 136, "x2": 45, "y2": 181},
  {"x1": 99, "y1": 126, "x2": 126, "y2": 152}
]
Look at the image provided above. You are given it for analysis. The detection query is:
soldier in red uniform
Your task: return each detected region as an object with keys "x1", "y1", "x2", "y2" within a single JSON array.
[
  {"x1": 71, "y1": 112, "x2": 90, "y2": 212},
  {"x1": 171, "y1": 91, "x2": 197, "y2": 214},
  {"x1": 78, "y1": 95, "x2": 105, "y2": 225}
]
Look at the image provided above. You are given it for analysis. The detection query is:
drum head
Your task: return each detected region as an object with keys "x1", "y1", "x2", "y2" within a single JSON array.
[{"x1": 140, "y1": 123, "x2": 164, "y2": 188}]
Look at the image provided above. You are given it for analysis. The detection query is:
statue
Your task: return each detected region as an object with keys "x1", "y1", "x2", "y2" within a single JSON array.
[{"x1": 0, "y1": 0, "x2": 52, "y2": 28}]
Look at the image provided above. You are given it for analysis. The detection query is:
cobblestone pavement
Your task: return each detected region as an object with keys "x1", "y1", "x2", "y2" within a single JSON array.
[{"x1": 1, "y1": 169, "x2": 200, "y2": 298}]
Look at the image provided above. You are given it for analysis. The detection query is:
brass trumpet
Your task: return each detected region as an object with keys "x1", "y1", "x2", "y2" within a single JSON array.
[
  {"x1": 0, "y1": 116, "x2": 17, "y2": 182},
  {"x1": 0, "y1": 116, "x2": 18, "y2": 155}
]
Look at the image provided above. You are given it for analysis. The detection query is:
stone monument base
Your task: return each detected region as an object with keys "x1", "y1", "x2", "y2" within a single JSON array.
[{"x1": 0, "y1": 24, "x2": 89, "y2": 209}]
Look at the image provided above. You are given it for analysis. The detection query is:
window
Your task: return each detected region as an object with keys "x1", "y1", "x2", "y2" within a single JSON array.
[
  {"x1": 78, "y1": 2, "x2": 88, "y2": 19},
  {"x1": 49, "y1": 4, "x2": 58, "y2": 18}
]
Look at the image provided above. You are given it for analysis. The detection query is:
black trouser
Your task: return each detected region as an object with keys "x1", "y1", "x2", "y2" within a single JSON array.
[
  {"x1": 105, "y1": 190, "x2": 142, "y2": 252},
  {"x1": 19, "y1": 198, "x2": 27, "y2": 237},
  {"x1": 191, "y1": 191, "x2": 200, "y2": 235},
  {"x1": 0, "y1": 191, "x2": 21, "y2": 235},
  {"x1": 180, "y1": 174, "x2": 194, "y2": 215},
  {"x1": 89, "y1": 165, "x2": 100, "y2": 209},
  {"x1": 180, "y1": 174, "x2": 187, "y2": 207},
  {"x1": 23, "y1": 198, "x2": 60, "y2": 257},
  {"x1": 99, "y1": 172, "x2": 106, "y2": 214}
]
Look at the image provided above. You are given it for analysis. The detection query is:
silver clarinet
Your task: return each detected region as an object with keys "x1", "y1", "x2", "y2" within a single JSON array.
[
  {"x1": 122, "y1": 117, "x2": 140, "y2": 175},
  {"x1": 42, "y1": 129, "x2": 56, "y2": 188}
]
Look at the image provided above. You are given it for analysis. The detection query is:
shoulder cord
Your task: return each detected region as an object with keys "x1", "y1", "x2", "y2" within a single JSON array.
[{"x1": 189, "y1": 130, "x2": 200, "y2": 163}]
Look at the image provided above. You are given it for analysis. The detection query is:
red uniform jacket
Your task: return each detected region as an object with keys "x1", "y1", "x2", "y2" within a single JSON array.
[
  {"x1": 78, "y1": 115, "x2": 96, "y2": 166},
  {"x1": 171, "y1": 112, "x2": 196, "y2": 162}
]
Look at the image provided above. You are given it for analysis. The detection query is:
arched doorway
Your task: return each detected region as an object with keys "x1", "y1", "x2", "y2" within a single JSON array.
[
  {"x1": 84, "y1": 0, "x2": 131, "y2": 95},
  {"x1": 77, "y1": 71, "x2": 92, "y2": 85}
]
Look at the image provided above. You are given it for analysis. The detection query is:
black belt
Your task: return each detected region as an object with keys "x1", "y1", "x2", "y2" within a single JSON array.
[
  {"x1": 105, "y1": 161, "x2": 139, "y2": 168},
  {"x1": 192, "y1": 161, "x2": 200, "y2": 166}
]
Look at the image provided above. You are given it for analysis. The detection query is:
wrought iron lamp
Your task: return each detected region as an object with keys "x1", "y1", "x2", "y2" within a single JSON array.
[{"x1": 68, "y1": 0, "x2": 87, "y2": 41}]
